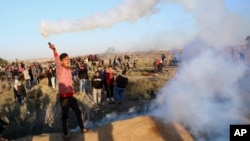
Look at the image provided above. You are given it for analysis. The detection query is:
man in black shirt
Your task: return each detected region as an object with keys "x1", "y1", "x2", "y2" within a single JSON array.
[
  {"x1": 114, "y1": 70, "x2": 128, "y2": 104},
  {"x1": 91, "y1": 71, "x2": 103, "y2": 105}
]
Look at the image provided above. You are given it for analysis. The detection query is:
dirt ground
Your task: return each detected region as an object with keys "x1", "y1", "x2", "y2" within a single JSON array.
[{"x1": 16, "y1": 116, "x2": 194, "y2": 141}]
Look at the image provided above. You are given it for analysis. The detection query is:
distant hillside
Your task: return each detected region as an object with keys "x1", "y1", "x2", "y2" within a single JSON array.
[{"x1": 0, "y1": 57, "x2": 8, "y2": 65}]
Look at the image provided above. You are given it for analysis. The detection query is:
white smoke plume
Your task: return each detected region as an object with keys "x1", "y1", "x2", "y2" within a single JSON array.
[
  {"x1": 151, "y1": 46, "x2": 248, "y2": 141},
  {"x1": 149, "y1": 1, "x2": 249, "y2": 141},
  {"x1": 169, "y1": 0, "x2": 245, "y2": 47},
  {"x1": 40, "y1": 0, "x2": 160, "y2": 37},
  {"x1": 40, "y1": 0, "x2": 246, "y2": 49}
]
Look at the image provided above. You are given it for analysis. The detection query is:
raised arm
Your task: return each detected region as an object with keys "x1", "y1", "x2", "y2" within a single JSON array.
[
  {"x1": 48, "y1": 43, "x2": 62, "y2": 74},
  {"x1": 49, "y1": 43, "x2": 58, "y2": 58}
]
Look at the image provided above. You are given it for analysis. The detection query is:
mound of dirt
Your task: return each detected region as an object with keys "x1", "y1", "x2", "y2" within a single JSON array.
[{"x1": 16, "y1": 116, "x2": 193, "y2": 141}]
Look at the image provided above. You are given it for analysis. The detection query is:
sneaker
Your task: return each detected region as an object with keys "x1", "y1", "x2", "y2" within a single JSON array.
[
  {"x1": 106, "y1": 98, "x2": 110, "y2": 102},
  {"x1": 115, "y1": 100, "x2": 122, "y2": 105},
  {"x1": 81, "y1": 128, "x2": 89, "y2": 133},
  {"x1": 110, "y1": 97, "x2": 115, "y2": 101},
  {"x1": 0, "y1": 135, "x2": 7, "y2": 141},
  {"x1": 63, "y1": 134, "x2": 70, "y2": 140}
]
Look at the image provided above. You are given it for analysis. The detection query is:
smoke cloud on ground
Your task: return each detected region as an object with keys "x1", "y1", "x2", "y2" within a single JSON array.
[
  {"x1": 150, "y1": 45, "x2": 248, "y2": 141},
  {"x1": 149, "y1": 2, "x2": 249, "y2": 140},
  {"x1": 147, "y1": 1, "x2": 250, "y2": 140}
]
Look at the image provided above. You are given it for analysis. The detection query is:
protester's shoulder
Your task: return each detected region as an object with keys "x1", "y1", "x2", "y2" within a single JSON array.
[
  {"x1": 123, "y1": 76, "x2": 128, "y2": 81},
  {"x1": 116, "y1": 74, "x2": 122, "y2": 79}
]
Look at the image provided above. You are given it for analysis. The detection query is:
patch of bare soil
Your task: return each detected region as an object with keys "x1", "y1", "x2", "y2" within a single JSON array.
[{"x1": 16, "y1": 116, "x2": 194, "y2": 141}]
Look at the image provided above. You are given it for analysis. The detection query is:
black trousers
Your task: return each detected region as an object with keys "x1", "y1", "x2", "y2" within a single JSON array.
[
  {"x1": 106, "y1": 84, "x2": 114, "y2": 98},
  {"x1": 0, "y1": 126, "x2": 4, "y2": 134},
  {"x1": 60, "y1": 96, "x2": 84, "y2": 135}
]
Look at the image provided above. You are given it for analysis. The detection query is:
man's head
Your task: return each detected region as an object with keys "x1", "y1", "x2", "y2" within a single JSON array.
[
  {"x1": 95, "y1": 71, "x2": 99, "y2": 76},
  {"x1": 59, "y1": 53, "x2": 70, "y2": 68},
  {"x1": 108, "y1": 65, "x2": 113, "y2": 70},
  {"x1": 106, "y1": 65, "x2": 112, "y2": 72},
  {"x1": 122, "y1": 70, "x2": 126, "y2": 75},
  {"x1": 80, "y1": 64, "x2": 84, "y2": 69},
  {"x1": 98, "y1": 66, "x2": 102, "y2": 70}
]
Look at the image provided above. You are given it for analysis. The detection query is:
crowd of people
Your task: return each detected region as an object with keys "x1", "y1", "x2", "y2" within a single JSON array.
[
  {"x1": 0, "y1": 62, "x2": 43, "y2": 92},
  {"x1": 0, "y1": 36, "x2": 249, "y2": 140},
  {"x1": 0, "y1": 44, "x2": 134, "y2": 140},
  {"x1": 0, "y1": 45, "x2": 175, "y2": 140}
]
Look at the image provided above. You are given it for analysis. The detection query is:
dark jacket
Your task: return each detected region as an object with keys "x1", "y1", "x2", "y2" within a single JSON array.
[
  {"x1": 78, "y1": 68, "x2": 88, "y2": 79},
  {"x1": 115, "y1": 75, "x2": 128, "y2": 88},
  {"x1": 13, "y1": 83, "x2": 26, "y2": 99},
  {"x1": 91, "y1": 76, "x2": 103, "y2": 89}
]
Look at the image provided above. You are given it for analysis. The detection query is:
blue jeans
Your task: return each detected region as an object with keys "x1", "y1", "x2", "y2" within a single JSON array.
[
  {"x1": 79, "y1": 79, "x2": 87, "y2": 93},
  {"x1": 32, "y1": 76, "x2": 38, "y2": 86},
  {"x1": 25, "y1": 79, "x2": 31, "y2": 89},
  {"x1": 115, "y1": 87, "x2": 125, "y2": 101},
  {"x1": 17, "y1": 95, "x2": 24, "y2": 104}
]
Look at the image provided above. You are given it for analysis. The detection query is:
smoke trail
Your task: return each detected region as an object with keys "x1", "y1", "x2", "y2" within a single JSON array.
[{"x1": 40, "y1": 0, "x2": 160, "y2": 37}]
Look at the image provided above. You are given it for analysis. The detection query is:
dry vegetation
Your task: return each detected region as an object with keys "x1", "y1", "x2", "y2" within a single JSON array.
[{"x1": 0, "y1": 51, "x2": 179, "y2": 140}]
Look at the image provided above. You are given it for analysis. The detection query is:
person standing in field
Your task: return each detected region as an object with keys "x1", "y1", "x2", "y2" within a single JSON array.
[
  {"x1": 105, "y1": 66, "x2": 115, "y2": 102},
  {"x1": 97, "y1": 66, "x2": 106, "y2": 91},
  {"x1": 48, "y1": 43, "x2": 88, "y2": 140},
  {"x1": 13, "y1": 79, "x2": 27, "y2": 104},
  {"x1": 22, "y1": 66, "x2": 31, "y2": 89},
  {"x1": 46, "y1": 67, "x2": 53, "y2": 87},
  {"x1": 91, "y1": 71, "x2": 103, "y2": 105},
  {"x1": 114, "y1": 70, "x2": 128, "y2": 104},
  {"x1": 78, "y1": 63, "x2": 89, "y2": 94}
]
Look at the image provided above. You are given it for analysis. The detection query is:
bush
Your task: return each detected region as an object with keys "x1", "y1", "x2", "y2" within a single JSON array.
[{"x1": 125, "y1": 76, "x2": 170, "y2": 101}]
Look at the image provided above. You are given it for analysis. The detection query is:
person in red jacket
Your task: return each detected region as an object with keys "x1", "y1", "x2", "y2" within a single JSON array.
[
  {"x1": 49, "y1": 43, "x2": 88, "y2": 140},
  {"x1": 105, "y1": 66, "x2": 115, "y2": 102}
]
